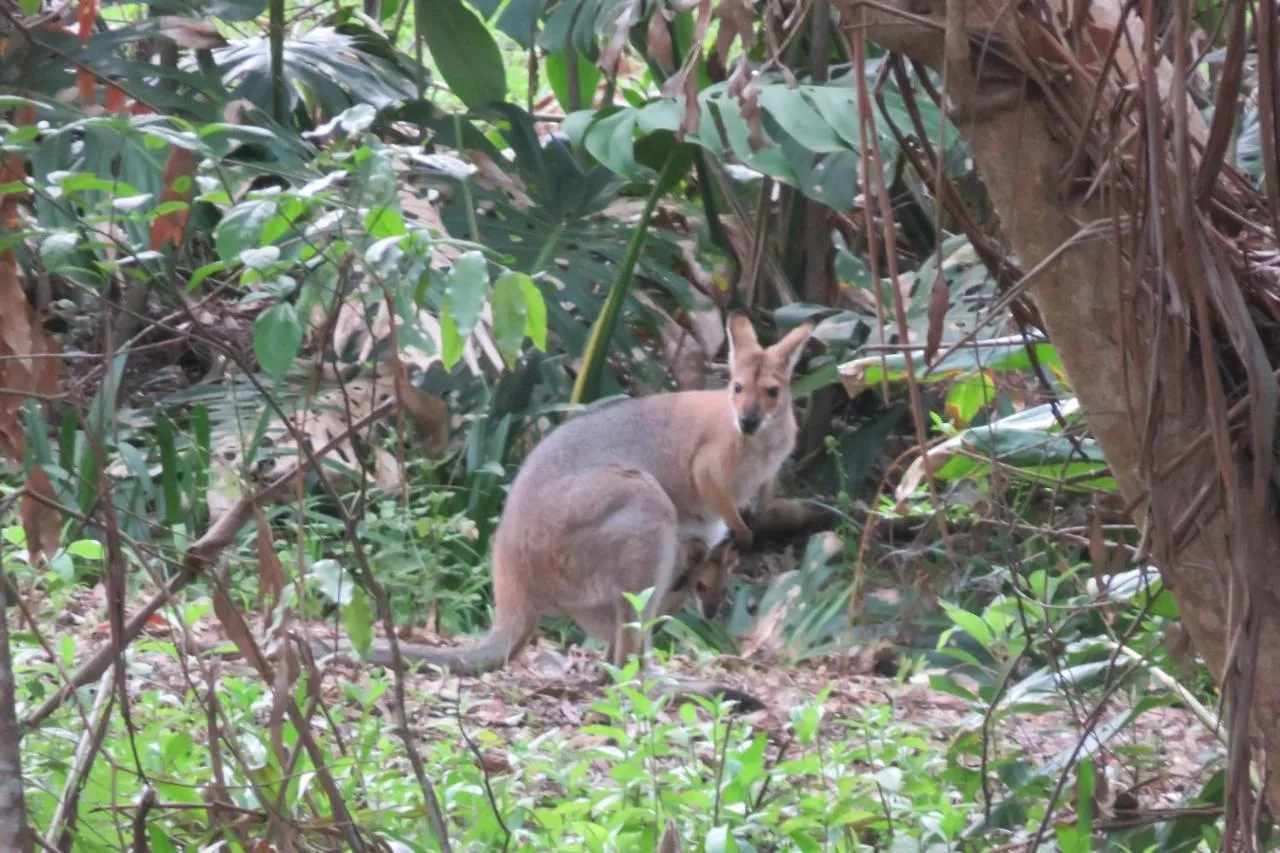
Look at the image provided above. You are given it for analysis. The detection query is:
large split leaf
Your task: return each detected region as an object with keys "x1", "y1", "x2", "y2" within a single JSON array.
[
  {"x1": 203, "y1": 21, "x2": 419, "y2": 125},
  {"x1": 433, "y1": 106, "x2": 710, "y2": 394},
  {"x1": 568, "y1": 70, "x2": 951, "y2": 210},
  {"x1": 894, "y1": 400, "x2": 1114, "y2": 497},
  {"x1": 419, "y1": 0, "x2": 507, "y2": 109}
]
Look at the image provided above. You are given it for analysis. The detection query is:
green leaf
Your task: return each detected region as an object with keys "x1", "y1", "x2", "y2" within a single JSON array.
[
  {"x1": 39, "y1": 232, "x2": 79, "y2": 274},
  {"x1": 940, "y1": 601, "x2": 994, "y2": 648},
  {"x1": 420, "y1": 0, "x2": 507, "y2": 110},
  {"x1": 705, "y1": 826, "x2": 738, "y2": 853},
  {"x1": 521, "y1": 277, "x2": 548, "y2": 350},
  {"x1": 546, "y1": 48, "x2": 600, "y2": 112},
  {"x1": 308, "y1": 559, "x2": 354, "y2": 605},
  {"x1": 215, "y1": 200, "x2": 276, "y2": 266},
  {"x1": 945, "y1": 371, "x2": 996, "y2": 427},
  {"x1": 344, "y1": 586, "x2": 374, "y2": 658},
  {"x1": 253, "y1": 303, "x2": 302, "y2": 380},
  {"x1": 156, "y1": 416, "x2": 183, "y2": 528},
  {"x1": 444, "y1": 250, "x2": 489, "y2": 337},
  {"x1": 66, "y1": 539, "x2": 103, "y2": 560},
  {"x1": 187, "y1": 260, "x2": 226, "y2": 293},
  {"x1": 583, "y1": 109, "x2": 639, "y2": 177},
  {"x1": 363, "y1": 206, "x2": 406, "y2": 238},
  {"x1": 440, "y1": 306, "x2": 464, "y2": 370},
  {"x1": 492, "y1": 271, "x2": 529, "y2": 367},
  {"x1": 494, "y1": 0, "x2": 545, "y2": 46}
]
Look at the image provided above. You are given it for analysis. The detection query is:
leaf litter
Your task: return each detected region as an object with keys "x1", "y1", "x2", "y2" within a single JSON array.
[{"x1": 23, "y1": 573, "x2": 1226, "y2": 820}]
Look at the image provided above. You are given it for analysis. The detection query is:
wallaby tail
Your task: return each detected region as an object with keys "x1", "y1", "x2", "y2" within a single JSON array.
[
  {"x1": 747, "y1": 498, "x2": 840, "y2": 543},
  {"x1": 308, "y1": 627, "x2": 524, "y2": 676}
]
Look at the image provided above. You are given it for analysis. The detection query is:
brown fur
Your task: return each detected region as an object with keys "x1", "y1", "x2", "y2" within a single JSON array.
[{"x1": 312, "y1": 314, "x2": 812, "y2": 675}]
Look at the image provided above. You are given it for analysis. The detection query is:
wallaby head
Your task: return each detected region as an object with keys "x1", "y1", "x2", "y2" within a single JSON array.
[
  {"x1": 725, "y1": 313, "x2": 813, "y2": 437},
  {"x1": 667, "y1": 544, "x2": 737, "y2": 619}
]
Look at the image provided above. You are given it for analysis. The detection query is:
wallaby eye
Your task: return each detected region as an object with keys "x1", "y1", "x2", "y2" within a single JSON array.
[
  {"x1": 732, "y1": 382, "x2": 743, "y2": 393},
  {"x1": 765, "y1": 387, "x2": 780, "y2": 399}
]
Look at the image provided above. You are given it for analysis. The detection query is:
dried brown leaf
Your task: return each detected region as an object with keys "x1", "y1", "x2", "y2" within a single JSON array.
[
  {"x1": 21, "y1": 467, "x2": 60, "y2": 568},
  {"x1": 1089, "y1": 509, "x2": 1110, "y2": 595},
  {"x1": 159, "y1": 16, "x2": 228, "y2": 49},
  {"x1": 0, "y1": 249, "x2": 59, "y2": 461},
  {"x1": 0, "y1": 153, "x2": 29, "y2": 228},
  {"x1": 661, "y1": 67, "x2": 701, "y2": 138},
  {"x1": 924, "y1": 269, "x2": 949, "y2": 365},
  {"x1": 657, "y1": 820, "x2": 682, "y2": 853},
  {"x1": 212, "y1": 576, "x2": 269, "y2": 679},
  {"x1": 598, "y1": 3, "x2": 637, "y2": 77},
  {"x1": 0, "y1": 250, "x2": 35, "y2": 379},
  {"x1": 476, "y1": 749, "x2": 513, "y2": 775},
  {"x1": 647, "y1": 7, "x2": 674, "y2": 73},
  {"x1": 373, "y1": 449, "x2": 405, "y2": 494},
  {"x1": 739, "y1": 86, "x2": 768, "y2": 152},
  {"x1": 714, "y1": 0, "x2": 756, "y2": 59},
  {"x1": 393, "y1": 357, "x2": 449, "y2": 454},
  {"x1": 269, "y1": 630, "x2": 296, "y2": 763},
  {"x1": 149, "y1": 145, "x2": 198, "y2": 250},
  {"x1": 255, "y1": 509, "x2": 285, "y2": 614}
]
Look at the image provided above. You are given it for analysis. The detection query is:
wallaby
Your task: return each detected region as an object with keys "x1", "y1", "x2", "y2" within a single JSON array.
[{"x1": 311, "y1": 313, "x2": 812, "y2": 675}]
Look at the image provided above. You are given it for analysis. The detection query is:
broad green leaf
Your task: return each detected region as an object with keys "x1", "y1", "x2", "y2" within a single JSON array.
[
  {"x1": 215, "y1": 199, "x2": 276, "y2": 266},
  {"x1": 444, "y1": 250, "x2": 489, "y2": 336},
  {"x1": 156, "y1": 416, "x2": 183, "y2": 528},
  {"x1": 253, "y1": 303, "x2": 302, "y2": 380},
  {"x1": 363, "y1": 205, "x2": 406, "y2": 238},
  {"x1": 308, "y1": 559, "x2": 354, "y2": 606},
  {"x1": 420, "y1": 0, "x2": 507, "y2": 110},
  {"x1": 39, "y1": 232, "x2": 79, "y2": 273},
  {"x1": 546, "y1": 48, "x2": 600, "y2": 112},
  {"x1": 945, "y1": 371, "x2": 996, "y2": 427},
  {"x1": 239, "y1": 246, "x2": 280, "y2": 270},
  {"x1": 187, "y1": 260, "x2": 226, "y2": 292},
  {"x1": 344, "y1": 586, "x2": 374, "y2": 658},
  {"x1": 492, "y1": 271, "x2": 529, "y2": 367},
  {"x1": 440, "y1": 305, "x2": 464, "y2": 370},
  {"x1": 66, "y1": 539, "x2": 103, "y2": 560},
  {"x1": 940, "y1": 601, "x2": 994, "y2": 647},
  {"x1": 521, "y1": 276, "x2": 548, "y2": 349},
  {"x1": 757, "y1": 86, "x2": 846, "y2": 153},
  {"x1": 494, "y1": 0, "x2": 546, "y2": 46},
  {"x1": 842, "y1": 337, "x2": 1061, "y2": 394},
  {"x1": 705, "y1": 826, "x2": 738, "y2": 853}
]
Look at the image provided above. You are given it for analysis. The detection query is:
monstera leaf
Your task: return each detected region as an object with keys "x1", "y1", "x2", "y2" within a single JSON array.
[
  {"x1": 200, "y1": 22, "x2": 420, "y2": 126},
  {"x1": 425, "y1": 104, "x2": 711, "y2": 396},
  {"x1": 567, "y1": 69, "x2": 953, "y2": 210}
]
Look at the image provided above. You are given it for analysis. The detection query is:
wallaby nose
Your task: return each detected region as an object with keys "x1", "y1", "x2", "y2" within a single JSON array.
[
  {"x1": 739, "y1": 411, "x2": 761, "y2": 435},
  {"x1": 702, "y1": 598, "x2": 721, "y2": 619}
]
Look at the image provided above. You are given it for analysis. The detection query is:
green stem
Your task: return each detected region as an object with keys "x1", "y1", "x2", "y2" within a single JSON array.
[
  {"x1": 453, "y1": 113, "x2": 480, "y2": 242},
  {"x1": 571, "y1": 150, "x2": 681, "y2": 405},
  {"x1": 269, "y1": 0, "x2": 286, "y2": 124}
]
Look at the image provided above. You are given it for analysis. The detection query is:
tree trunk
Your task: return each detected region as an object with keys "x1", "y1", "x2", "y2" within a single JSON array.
[
  {"x1": 0, "y1": 579, "x2": 34, "y2": 853},
  {"x1": 851, "y1": 0, "x2": 1280, "y2": 817}
]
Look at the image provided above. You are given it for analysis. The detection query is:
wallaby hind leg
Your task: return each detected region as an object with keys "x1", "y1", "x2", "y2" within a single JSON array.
[{"x1": 558, "y1": 468, "x2": 681, "y2": 669}]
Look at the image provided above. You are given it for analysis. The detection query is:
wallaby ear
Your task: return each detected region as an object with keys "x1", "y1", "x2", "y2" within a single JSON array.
[
  {"x1": 770, "y1": 322, "x2": 813, "y2": 374},
  {"x1": 725, "y1": 312, "x2": 759, "y2": 362}
]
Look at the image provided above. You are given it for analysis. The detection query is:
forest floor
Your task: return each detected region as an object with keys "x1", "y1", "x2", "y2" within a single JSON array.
[{"x1": 36, "y1": 579, "x2": 1224, "y2": 823}]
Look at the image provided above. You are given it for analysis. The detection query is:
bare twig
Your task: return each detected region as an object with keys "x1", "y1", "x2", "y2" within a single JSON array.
[
  {"x1": 43, "y1": 667, "x2": 115, "y2": 850},
  {"x1": 20, "y1": 400, "x2": 395, "y2": 731}
]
